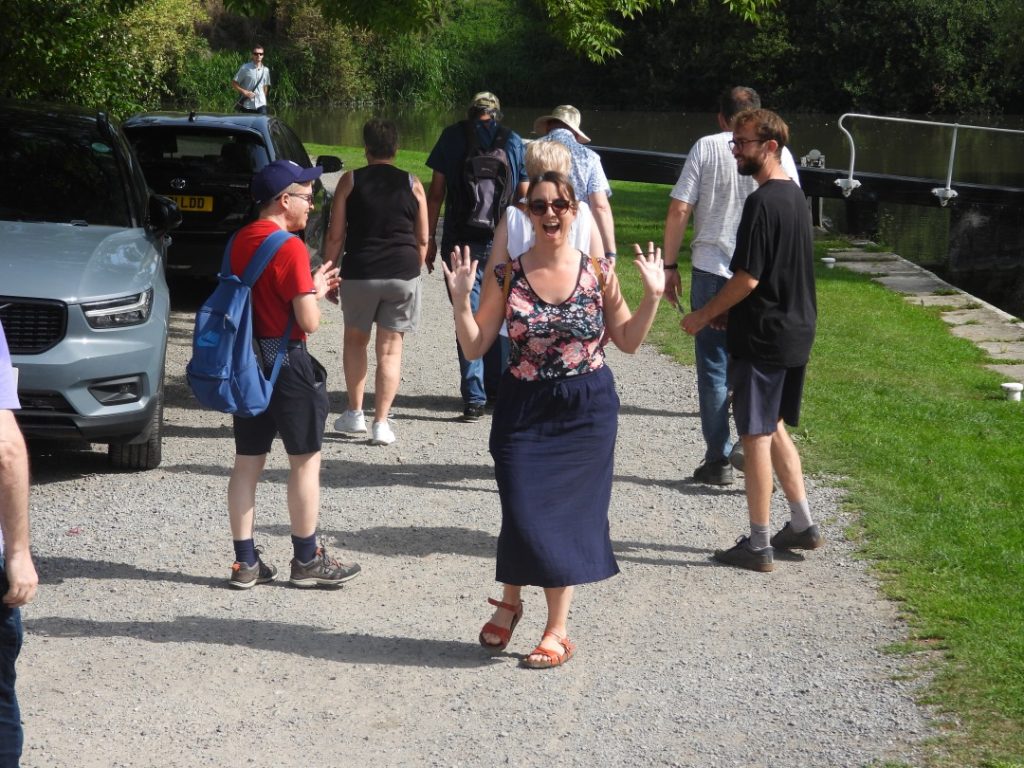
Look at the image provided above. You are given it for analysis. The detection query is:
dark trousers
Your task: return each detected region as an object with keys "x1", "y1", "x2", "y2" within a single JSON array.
[{"x1": 0, "y1": 557, "x2": 23, "y2": 767}]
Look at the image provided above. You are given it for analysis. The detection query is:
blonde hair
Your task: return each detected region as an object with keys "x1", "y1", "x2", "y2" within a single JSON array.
[{"x1": 525, "y1": 140, "x2": 571, "y2": 177}]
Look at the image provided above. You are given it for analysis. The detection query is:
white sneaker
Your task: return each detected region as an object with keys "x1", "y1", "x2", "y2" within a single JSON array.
[
  {"x1": 334, "y1": 409, "x2": 366, "y2": 434},
  {"x1": 370, "y1": 420, "x2": 396, "y2": 446}
]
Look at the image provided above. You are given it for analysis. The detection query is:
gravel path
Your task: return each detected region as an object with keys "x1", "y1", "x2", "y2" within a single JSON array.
[{"x1": 18, "y1": 266, "x2": 933, "y2": 767}]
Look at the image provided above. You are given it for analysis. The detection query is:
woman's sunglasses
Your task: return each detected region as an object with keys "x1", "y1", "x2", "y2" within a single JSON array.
[{"x1": 527, "y1": 198, "x2": 571, "y2": 217}]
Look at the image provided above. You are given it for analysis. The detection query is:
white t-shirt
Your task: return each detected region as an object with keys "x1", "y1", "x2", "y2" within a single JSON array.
[{"x1": 670, "y1": 131, "x2": 800, "y2": 277}]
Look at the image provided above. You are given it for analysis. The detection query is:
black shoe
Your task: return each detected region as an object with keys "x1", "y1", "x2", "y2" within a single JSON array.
[
  {"x1": 461, "y1": 403, "x2": 485, "y2": 422},
  {"x1": 712, "y1": 536, "x2": 774, "y2": 572},
  {"x1": 771, "y1": 522, "x2": 825, "y2": 551},
  {"x1": 693, "y1": 459, "x2": 733, "y2": 486}
]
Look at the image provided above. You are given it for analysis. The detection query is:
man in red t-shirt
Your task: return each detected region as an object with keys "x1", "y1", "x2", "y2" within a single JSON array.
[{"x1": 227, "y1": 160, "x2": 361, "y2": 589}]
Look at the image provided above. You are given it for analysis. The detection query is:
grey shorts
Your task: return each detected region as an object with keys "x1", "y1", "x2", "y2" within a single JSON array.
[
  {"x1": 730, "y1": 358, "x2": 806, "y2": 436},
  {"x1": 340, "y1": 277, "x2": 420, "y2": 333}
]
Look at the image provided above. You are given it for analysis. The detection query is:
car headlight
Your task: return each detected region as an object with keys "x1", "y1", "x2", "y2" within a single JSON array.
[{"x1": 82, "y1": 288, "x2": 154, "y2": 329}]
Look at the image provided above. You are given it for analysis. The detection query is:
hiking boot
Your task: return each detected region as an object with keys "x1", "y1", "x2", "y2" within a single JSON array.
[
  {"x1": 370, "y1": 420, "x2": 396, "y2": 446},
  {"x1": 334, "y1": 409, "x2": 366, "y2": 434},
  {"x1": 712, "y1": 536, "x2": 774, "y2": 572},
  {"x1": 693, "y1": 458, "x2": 733, "y2": 486},
  {"x1": 461, "y1": 403, "x2": 485, "y2": 422},
  {"x1": 728, "y1": 442, "x2": 745, "y2": 473},
  {"x1": 229, "y1": 551, "x2": 278, "y2": 589},
  {"x1": 771, "y1": 522, "x2": 825, "y2": 551},
  {"x1": 289, "y1": 547, "x2": 362, "y2": 587}
]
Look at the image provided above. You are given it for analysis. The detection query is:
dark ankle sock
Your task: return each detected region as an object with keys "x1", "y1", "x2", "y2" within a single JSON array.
[
  {"x1": 291, "y1": 533, "x2": 318, "y2": 563},
  {"x1": 233, "y1": 538, "x2": 257, "y2": 567}
]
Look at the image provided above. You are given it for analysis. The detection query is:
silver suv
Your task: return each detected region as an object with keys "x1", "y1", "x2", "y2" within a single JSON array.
[{"x1": 0, "y1": 101, "x2": 180, "y2": 470}]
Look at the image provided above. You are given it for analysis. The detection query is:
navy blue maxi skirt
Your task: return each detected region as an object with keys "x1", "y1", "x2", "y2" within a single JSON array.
[{"x1": 488, "y1": 364, "x2": 621, "y2": 588}]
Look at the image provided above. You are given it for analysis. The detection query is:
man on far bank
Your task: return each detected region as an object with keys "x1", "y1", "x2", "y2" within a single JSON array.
[
  {"x1": 425, "y1": 91, "x2": 527, "y2": 421},
  {"x1": 533, "y1": 105, "x2": 617, "y2": 260},
  {"x1": 664, "y1": 86, "x2": 800, "y2": 486},
  {"x1": 681, "y1": 108, "x2": 823, "y2": 573},
  {"x1": 232, "y1": 44, "x2": 270, "y2": 114}
]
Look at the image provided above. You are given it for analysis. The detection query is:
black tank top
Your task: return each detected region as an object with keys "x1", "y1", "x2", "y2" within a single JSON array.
[{"x1": 342, "y1": 163, "x2": 420, "y2": 280}]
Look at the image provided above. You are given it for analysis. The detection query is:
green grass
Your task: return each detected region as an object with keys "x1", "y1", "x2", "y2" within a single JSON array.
[{"x1": 309, "y1": 145, "x2": 1024, "y2": 766}]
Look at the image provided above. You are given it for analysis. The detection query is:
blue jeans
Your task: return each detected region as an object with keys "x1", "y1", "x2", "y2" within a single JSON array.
[
  {"x1": 443, "y1": 240, "x2": 508, "y2": 405},
  {"x1": 690, "y1": 269, "x2": 733, "y2": 463},
  {"x1": 0, "y1": 557, "x2": 23, "y2": 767}
]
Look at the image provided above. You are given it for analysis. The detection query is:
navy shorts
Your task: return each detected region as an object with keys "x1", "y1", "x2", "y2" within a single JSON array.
[
  {"x1": 730, "y1": 358, "x2": 806, "y2": 436},
  {"x1": 233, "y1": 345, "x2": 328, "y2": 456}
]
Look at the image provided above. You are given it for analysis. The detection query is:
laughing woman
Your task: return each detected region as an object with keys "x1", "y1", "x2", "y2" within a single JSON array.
[{"x1": 442, "y1": 171, "x2": 664, "y2": 669}]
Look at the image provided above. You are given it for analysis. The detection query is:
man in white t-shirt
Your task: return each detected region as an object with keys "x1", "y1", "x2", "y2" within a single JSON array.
[
  {"x1": 663, "y1": 87, "x2": 800, "y2": 486},
  {"x1": 231, "y1": 44, "x2": 271, "y2": 114}
]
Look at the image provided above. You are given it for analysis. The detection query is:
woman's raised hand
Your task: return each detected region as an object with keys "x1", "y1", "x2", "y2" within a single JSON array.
[
  {"x1": 440, "y1": 245, "x2": 478, "y2": 302},
  {"x1": 632, "y1": 241, "x2": 666, "y2": 299}
]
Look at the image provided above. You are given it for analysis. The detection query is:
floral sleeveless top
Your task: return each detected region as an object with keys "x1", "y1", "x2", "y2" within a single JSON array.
[{"x1": 496, "y1": 253, "x2": 613, "y2": 381}]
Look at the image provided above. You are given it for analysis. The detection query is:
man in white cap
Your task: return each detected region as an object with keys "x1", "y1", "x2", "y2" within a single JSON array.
[
  {"x1": 426, "y1": 91, "x2": 528, "y2": 422},
  {"x1": 534, "y1": 105, "x2": 617, "y2": 260},
  {"x1": 225, "y1": 160, "x2": 361, "y2": 590}
]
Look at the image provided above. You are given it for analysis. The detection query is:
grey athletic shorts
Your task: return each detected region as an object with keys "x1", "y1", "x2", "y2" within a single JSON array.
[
  {"x1": 340, "y1": 277, "x2": 420, "y2": 334},
  {"x1": 729, "y1": 358, "x2": 806, "y2": 436}
]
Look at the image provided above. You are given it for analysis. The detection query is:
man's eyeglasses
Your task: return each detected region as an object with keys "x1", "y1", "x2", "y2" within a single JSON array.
[
  {"x1": 281, "y1": 192, "x2": 314, "y2": 206},
  {"x1": 253, "y1": 51, "x2": 264, "y2": 56},
  {"x1": 728, "y1": 137, "x2": 766, "y2": 150},
  {"x1": 527, "y1": 198, "x2": 571, "y2": 216}
]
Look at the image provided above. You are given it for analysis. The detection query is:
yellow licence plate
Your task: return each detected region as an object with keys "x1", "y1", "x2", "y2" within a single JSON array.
[{"x1": 169, "y1": 194, "x2": 214, "y2": 212}]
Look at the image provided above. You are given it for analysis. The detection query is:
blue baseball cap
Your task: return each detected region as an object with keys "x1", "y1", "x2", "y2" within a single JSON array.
[{"x1": 251, "y1": 159, "x2": 322, "y2": 204}]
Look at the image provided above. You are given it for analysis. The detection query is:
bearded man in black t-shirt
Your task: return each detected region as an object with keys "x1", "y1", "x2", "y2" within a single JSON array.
[{"x1": 681, "y1": 108, "x2": 825, "y2": 573}]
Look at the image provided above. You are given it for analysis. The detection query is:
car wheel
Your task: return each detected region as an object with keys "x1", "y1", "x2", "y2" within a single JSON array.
[{"x1": 108, "y1": 385, "x2": 164, "y2": 471}]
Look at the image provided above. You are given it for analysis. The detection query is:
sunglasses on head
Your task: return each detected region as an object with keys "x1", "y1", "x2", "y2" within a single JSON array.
[{"x1": 527, "y1": 198, "x2": 571, "y2": 216}]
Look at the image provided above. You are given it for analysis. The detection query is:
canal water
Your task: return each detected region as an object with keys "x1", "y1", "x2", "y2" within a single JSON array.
[{"x1": 282, "y1": 105, "x2": 1024, "y2": 314}]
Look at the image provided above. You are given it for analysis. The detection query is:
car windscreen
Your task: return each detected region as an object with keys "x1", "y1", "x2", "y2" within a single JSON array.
[
  {"x1": 0, "y1": 126, "x2": 132, "y2": 226},
  {"x1": 129, "y1": 128, "x2": 270, "y2": 178}
]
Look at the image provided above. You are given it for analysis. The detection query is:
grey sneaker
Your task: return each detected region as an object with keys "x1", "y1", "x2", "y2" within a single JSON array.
[
  {"x1": 289, "y1": 547, "x2": 362, "y2": 587},
  {"x1": 728, "y1": 442, "x2": 745, "y2": 472},
  {"x1": 712, "y1": 536, "x2": 774, "y2": 572},
  {"x1": 771, "y1": 522, "x2": 825, "y2": 551},
  {"x1": 229, "y1": 551, "x2": 278, "y2": 589},
  {"x1": 693, "y1": 459, "x2": 733, "y2": 486}
]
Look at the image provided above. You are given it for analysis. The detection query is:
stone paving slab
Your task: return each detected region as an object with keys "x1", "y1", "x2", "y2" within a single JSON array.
[
  {"x1": 987, "y1": 362, "x2": 1024, "y2": 380},
  {"x1": 904, "y1": 294, "x2": 978, "y2": 309},
  {"x1": 841, "y1": 261, "x2": 921, "y2": 275},
  {"x1": 941, "y1": 308, "x2": 1013, "y2": 326},
  {"x1": 873, "y1": 274, "x2": 951, "y2": 293},
  {"x1": 828, "y1": 249, "x2": 899, "y2": 262},
  {"x1": 949, "y1": 323, "x2": 1024, "y2": 343},
  {"x1": 976, "y1": 341, "x2": 1024, "y2": 361}
]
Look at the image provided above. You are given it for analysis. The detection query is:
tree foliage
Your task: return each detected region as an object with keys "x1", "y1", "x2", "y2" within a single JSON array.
[{"x1": 0, "y1": 0, "x2": 205, "y2": 115}]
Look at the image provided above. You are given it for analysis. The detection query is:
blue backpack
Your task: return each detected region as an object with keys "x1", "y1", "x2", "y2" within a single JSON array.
[{"x1": 186, "y1": 229, "x2": 296, "y2": 417}]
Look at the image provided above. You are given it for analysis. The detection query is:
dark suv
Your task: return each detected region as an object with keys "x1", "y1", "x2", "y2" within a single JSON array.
[
  {"x1": 0, "y1": 100, "x2": 181, "y2": 470},
  {"x1": 123, "y1": 111, "x2": 342, "y2": 276}
]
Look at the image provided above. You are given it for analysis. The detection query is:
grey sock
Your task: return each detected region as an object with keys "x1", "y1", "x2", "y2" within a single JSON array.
[
  {"x1": 788, "y1": 498, "x2": 814, "y2": 532},
  {"x1": 749, "y1": 523, "x2": 771, "y2": 550}
]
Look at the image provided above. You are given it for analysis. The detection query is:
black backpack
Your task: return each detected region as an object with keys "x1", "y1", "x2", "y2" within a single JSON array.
[{"x1": 456, "y1": 120, "x2": 514, "y2": 237}]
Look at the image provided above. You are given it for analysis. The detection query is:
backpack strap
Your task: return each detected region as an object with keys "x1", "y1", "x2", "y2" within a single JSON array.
[{"x1": 224, "y1": 228, "x2": 298, "y2": 385}]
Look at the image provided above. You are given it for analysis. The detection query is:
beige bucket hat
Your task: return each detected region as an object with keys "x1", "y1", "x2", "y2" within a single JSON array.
[{"x1": 533, "y1": 105, "x2": 590, "y2": 143}]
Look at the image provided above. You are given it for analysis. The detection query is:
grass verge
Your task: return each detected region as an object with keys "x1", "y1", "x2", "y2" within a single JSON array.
[{"x1": 309, "y1": 144, "x2": 1024, "y2": 767}]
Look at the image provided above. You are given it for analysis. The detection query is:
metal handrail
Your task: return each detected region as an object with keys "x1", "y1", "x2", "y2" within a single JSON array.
[{"x1": 836, "y1": 113, "x2": 1024, "y2": 206}]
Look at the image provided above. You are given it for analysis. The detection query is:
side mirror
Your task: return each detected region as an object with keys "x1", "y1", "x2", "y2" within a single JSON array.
[
  {"x1": 148, "y1": 194, "x2": 182, "y2": 236},
  {"x1": 317, "y1": 155, "x2": 344, "y2": 174}
]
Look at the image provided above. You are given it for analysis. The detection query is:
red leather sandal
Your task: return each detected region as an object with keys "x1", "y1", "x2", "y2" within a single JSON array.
[
  {"x1": 478, "y1": 597, "x2": 524, "y2": 653},
  {"x1": 521, "y1": 630, "x2": 576, "y2": 669}
]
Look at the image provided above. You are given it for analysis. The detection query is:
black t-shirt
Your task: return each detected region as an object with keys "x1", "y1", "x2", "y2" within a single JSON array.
[{"x1": 727, "y1": 179, "x2": 816, "y2": 367}]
